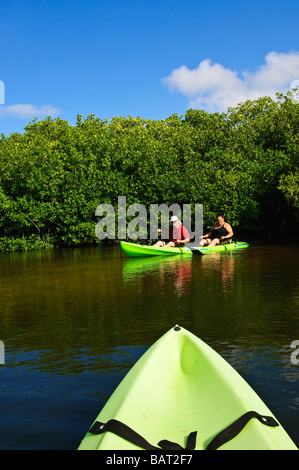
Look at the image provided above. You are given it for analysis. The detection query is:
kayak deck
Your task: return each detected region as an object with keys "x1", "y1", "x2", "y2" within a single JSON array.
[
  {"x1": 120, "y1": 241, "x2": 192, "y2": 257},
  {"x1": 191, "y1": 241, "x2": 249, "y2": 254},
  {"x1": 120, "y1": 240, "x2": 249, "y2": 257},
  {"x1": 78, "y1": 326, "x2": 297, "y2": 450}
]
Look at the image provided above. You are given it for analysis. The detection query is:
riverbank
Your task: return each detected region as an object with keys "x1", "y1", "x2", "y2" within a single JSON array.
[
  {"x1": 0, "y1": 231, "x2": 298, "y2": 252},
  {"x1": 0, "y1": 95, "x2": 298, "y2": 252}
]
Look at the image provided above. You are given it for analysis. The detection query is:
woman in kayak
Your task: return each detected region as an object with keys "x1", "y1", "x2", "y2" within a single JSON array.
[
  {"x1": 200, "y1": 213, "x2": 233, "y2": 247},
  {"x1": 153, "y1": 216, "x2": 190, "y2": 248}
]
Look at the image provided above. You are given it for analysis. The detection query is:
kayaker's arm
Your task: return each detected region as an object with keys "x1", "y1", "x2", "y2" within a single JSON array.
[
  {"x1": 176, "y1": 236, "x2": 190, "y2": 244},
  {"x1": 201, "y1": 228, "x2": 213, "y2": 240},
  {"x1": 221, "y1": 223, "x2": 234, "y2": 240},
  {"x1": 177, "y1": 225, "x2": 190, "y2": 245}
]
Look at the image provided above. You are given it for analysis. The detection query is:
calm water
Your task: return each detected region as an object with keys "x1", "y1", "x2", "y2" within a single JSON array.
[{"x1": 0, "y1": 243, "x2": 298, "y2": 449}]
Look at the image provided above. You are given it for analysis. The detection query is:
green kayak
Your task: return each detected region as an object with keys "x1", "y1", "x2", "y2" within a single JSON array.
[
  {"x1": 120, "y1": 240, "x2": 249, "y2": 257},
  {"x1": 120, "y1": 241, "x2": 193, "y2": 257},
  {"x1": 78, "y1": 326, "x2": 297, "y2": 450},
  {"x1": 192, "y1": 241, "x2": 249, "y2": 254}
]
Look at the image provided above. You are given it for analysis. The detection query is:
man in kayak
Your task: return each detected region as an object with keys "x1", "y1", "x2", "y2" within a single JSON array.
[
  {"x1": 153, "y1": 216, "x2": 190, "y2": 248},
  {"x1": 199, "y1": 213, "x2": 233, "y2": 247}
]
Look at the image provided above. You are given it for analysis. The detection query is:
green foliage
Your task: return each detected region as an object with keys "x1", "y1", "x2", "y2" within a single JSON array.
[{"x1": 0, "y1": 93, "x2": 298, "y2": 250}]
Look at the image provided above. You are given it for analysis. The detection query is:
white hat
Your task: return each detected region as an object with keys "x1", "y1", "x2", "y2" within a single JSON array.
[{"x1": 170, "y1": 216, "x2": 179, "y2": 222}]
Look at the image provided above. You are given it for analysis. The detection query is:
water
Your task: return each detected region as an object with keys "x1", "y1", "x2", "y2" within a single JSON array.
[{"x1": 0, "y1": 243, "x2": 298, "y2": 449}]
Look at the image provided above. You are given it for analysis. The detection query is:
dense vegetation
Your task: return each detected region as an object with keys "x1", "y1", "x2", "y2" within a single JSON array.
[{"x1": 0, "y1": 92, "x2": 298, "y2": 250}]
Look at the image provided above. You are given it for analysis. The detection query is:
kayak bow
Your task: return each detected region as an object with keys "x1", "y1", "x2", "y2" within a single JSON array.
[
  {"x1": 78, "y1": 326, "x2": 297, "y2": 450},
  {"x1": 191, "y1": 241, "x2": 249, "y2": 255}
]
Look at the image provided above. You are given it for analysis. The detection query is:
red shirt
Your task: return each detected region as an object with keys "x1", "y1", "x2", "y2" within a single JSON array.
[{"x1": 169, "y1": 225, "x2": 190, "y2": 243}]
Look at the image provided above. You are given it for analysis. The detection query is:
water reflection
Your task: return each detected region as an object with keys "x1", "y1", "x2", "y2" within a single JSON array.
[
  {"x1": 0, "y1": 245, "x2": 298, "y2": 449},
  {"x1": 200, "y1": 252, "x2": 236, "y2": 292},
  {"x1": 122, "y1": 256, "x2": 193, "y2": 297}
]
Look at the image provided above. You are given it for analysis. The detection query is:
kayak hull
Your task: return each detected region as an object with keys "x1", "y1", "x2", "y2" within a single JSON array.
[
  {"x1": 78, "y1": 326, "x2": 297, "y2": 450},
  {"x1": 192, "y1": 241, "x2": 249, "y2": 254},
  {"x1": 120, "y1": 241, "x2": 192, "y2": 257},
  {"x1": 120, "y1": 241, "x2": 249, "y2": 257}
]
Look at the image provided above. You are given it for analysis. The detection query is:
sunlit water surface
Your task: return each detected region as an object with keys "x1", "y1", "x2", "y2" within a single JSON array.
[{"x1": 0, "y1": 243, "x2": 298, "y2": 449}]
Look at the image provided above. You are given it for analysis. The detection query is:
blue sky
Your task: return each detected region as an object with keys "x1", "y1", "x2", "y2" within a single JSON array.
[{"x1": 0, "y1": 0, "x2": 298, "y2": 136}]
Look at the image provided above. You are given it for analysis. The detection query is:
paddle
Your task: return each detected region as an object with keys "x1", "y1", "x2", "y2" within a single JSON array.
[{"x1": 187, "y1": 246, "x2": 204, "y2": 255}]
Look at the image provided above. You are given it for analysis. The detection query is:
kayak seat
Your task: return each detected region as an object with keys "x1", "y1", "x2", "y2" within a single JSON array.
[
  {"x1": 220, "y1": 238, "x2": 233, "y2": 245},
  {"x1": 88, "y1": 411, "x2": 279, "y2": 450}
]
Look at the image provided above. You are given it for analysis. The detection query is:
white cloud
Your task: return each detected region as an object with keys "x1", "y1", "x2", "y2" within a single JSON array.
[
  {"x1": 163, "y1": 51, "x2": 299, "y2": 112},
  {"x1": 0, "y1": 104, "x2": 60, "y2": 119}
]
